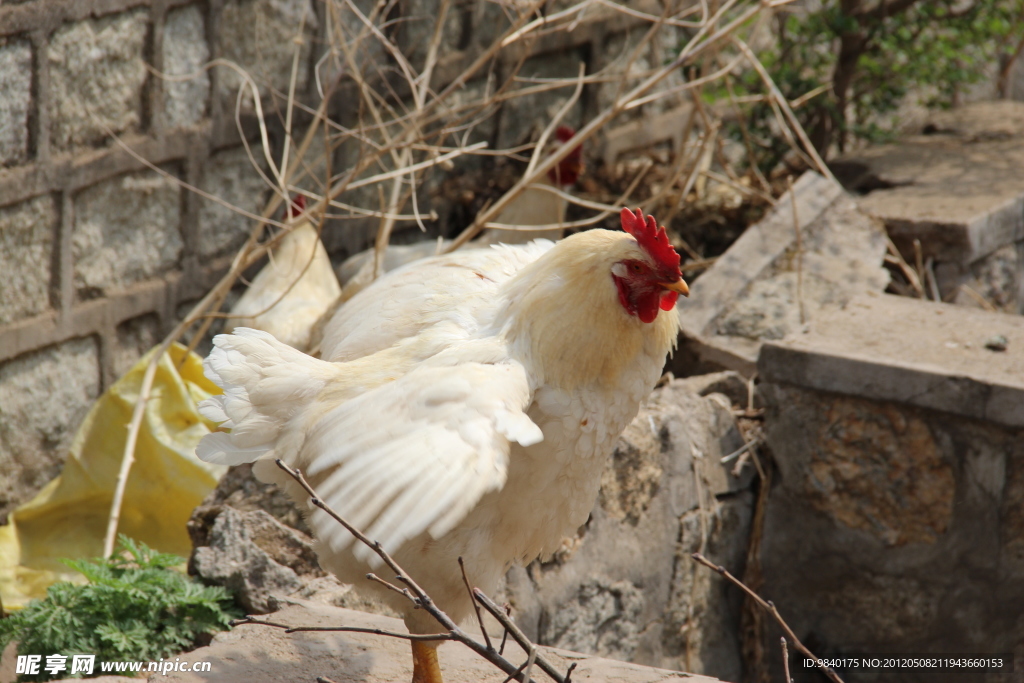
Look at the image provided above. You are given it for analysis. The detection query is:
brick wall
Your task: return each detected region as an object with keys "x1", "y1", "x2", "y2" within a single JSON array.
[
  {"x1": 0, "y1": 0, "x2": 327, "y2": 517},
  {"x1": 0, "y1": 0, "x2": 687, "y2": 517}
]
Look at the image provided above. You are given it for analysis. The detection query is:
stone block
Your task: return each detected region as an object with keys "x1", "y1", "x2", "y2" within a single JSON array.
[
  {"x1": 500, "y1": 379, "x2": 752, "y2": 681},
  {"x1": 48, "y1": 10, "x2": 148, "y2": 150},
  {"x1": 196, "y1": 146, "x2": 268, "y2": 257},
  {"x1": 596, "y1": 27, "x2": 688, "y2": 123},
  {"x1": 0, "y1": 195, "x2": 56, "y2": 325},
  {"x1": 195, "y1": 461, "x2": 310, "y2": 533},
  {"x1": 187, "y1": 465, "x2": 400, "y2": 616},
  {"x1": 600, "y1": 103, "x2": 693, "y2": 166},
  {"x1": 759, "y1": 381, "x2": 1024, "y2": 676},
  {"x1": 832, "y1": 100, "x2": 1024, "y2": 303},
  {"x1": 940, "y1": 242, "x2": 1021, "y2": 314},
  {"x1": 162, "y1": 4, "x2": 211, "y2": 129},
  {"x1": 72, "y1": 169, "x2": 183, "y2": 299},
  {"x1": 755, "y1": 292, "x2": 1024, "y2": 676},
  {"x1": 676, "y1": 171, "x2": 889, "y2": 376},
  {"x1": 467, "y1": 0, "x2": 512, "y2": 53},
  {"x1": 217, "y1": 0, "x2": 317, "y2": 100},
  {"x1": 0, "y1": 337, "x2": 100, "y2": 518},
  {"x1": 0, "y1": 39, "x2": 32, "y2": 166},
  {"x1": 189, "y1": 505, "x2": 324, "y2": 614},
  {"x1": 758, "y1": 293, "x2": 1024, "y2": 428}
]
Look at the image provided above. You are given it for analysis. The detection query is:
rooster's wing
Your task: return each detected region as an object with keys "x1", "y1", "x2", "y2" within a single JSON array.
[{"x1": 197, "y1": 329, "x2": 542, "y2": 565}]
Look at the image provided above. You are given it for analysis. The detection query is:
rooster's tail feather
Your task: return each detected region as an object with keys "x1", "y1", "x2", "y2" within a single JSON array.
[{"x1": 196, "y1": 327, "x2": 338, "y2": 467}]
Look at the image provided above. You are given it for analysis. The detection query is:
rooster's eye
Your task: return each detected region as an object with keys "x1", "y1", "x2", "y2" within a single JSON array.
[{"x1": 631, "y1": 263, "x2": 644, "y2": 273}]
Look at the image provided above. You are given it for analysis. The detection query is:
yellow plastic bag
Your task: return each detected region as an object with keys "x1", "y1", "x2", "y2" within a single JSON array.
[{"x1": 0, "y1": 343, "x2": 225, "y2": 609}]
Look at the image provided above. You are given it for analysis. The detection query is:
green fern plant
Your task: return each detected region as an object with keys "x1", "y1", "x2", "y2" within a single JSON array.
[{"x1": 0, "y1": 536, "x2": 240, "y2": 681}]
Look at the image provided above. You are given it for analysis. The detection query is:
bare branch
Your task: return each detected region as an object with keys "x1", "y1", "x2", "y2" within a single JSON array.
[
  {"x1": 272, "y1": 459, "x2": 560, "y2": 683},
  {"x1": 690, "y1": 552, "x2": 845, "y2": 683},
  {"x1": 458, "y1": 557, "x2": 494, "y2": 652}
]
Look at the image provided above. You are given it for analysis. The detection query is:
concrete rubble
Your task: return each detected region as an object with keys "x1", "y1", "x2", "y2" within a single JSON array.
[
  {"x1": 832, "y1": 100, "x2": 1024, "y2": 313},
  {"x1": 675, "y1": 170, "x2": 890, "y2": 376},
  {"x1": 188, "y1": 465, "x2": 397, "y2": 618}
]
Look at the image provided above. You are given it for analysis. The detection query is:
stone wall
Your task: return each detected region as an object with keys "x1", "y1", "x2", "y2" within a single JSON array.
[
  {"x1": 756, "y1": 293, "x2": 1024, "y2": 682},
  {"x1": 0, "y1": 0, "x2": 312, "y2": 519}
]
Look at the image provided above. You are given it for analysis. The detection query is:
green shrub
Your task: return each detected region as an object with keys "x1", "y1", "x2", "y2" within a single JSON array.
[
  {"x1": 0, "y1": 536, "x2": 240, "y2": 681},
  {"x1": 722, "y1": 0, "x2": 1024, "y2": 169}
]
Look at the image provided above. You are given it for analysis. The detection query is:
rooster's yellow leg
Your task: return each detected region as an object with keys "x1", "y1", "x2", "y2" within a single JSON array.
[{"x1": 411, "y1": 641, "x2": 443, "y2": 683}]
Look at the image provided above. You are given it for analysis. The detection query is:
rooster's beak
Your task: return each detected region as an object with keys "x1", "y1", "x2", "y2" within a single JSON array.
[{"x1": 659, "y1": 279, "x2": 689, "y2": 297}]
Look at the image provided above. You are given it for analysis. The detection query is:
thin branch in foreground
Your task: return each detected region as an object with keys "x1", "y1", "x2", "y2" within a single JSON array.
[
  {"x1": 473, "y1": 588, "x2": 568, "y2": 683},
  {"x1": 268, "y1": 459, "x2": 561, "y2": 683},
  {"x1": 459, "y1": 556, "x2": 494, "y2": 652},
  {"x1": 781, "y1": 637, "x2": 792, "y2": 683},
  {"x1": 231, "y1": 615, "x2": 449, "y2": 641},
  {"x1": 690, "y1": 552, "x2": 844, "y2": 683},
  {"x1": 283, "y1": 626, "x2": 451, "y2": 641},
  {"x1": 366, "y1": 571, "x2": 418, "y2": 603}
]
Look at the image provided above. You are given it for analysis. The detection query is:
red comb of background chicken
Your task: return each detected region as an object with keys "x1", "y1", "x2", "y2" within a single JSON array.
[
  {"x1": 287, "y1": 194, "x2": 306, "y2": 219},
  {"x1": 547, "y1": 126, "x2": 583, "y2": 186},
  {"x1": 620, "y1": 207, "x2": 681, "y2": 276}
]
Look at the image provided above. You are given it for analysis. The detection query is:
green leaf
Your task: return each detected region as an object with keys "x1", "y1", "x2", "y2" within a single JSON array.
[{"x1": 4, "y1": 538, "x2": 242, "y2": 682}]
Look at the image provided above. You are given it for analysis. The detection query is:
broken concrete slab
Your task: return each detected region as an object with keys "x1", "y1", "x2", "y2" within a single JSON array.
[
  {"x1": 832, "y1": 101, "x2": 1024, "y2": 313},
  {"x1": 157, "y1": 601, "x2": 725, "y2": 683},
  {"x1": 675, "y1": 171, "x2": 889, "y2": 376},
  {"x1": 758, "y1": 292, "x2": 1024, "y2": 428}
]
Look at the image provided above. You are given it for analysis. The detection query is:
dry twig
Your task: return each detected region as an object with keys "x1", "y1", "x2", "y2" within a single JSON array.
[
  {"x1": 691, "y1": 552, "x2": 845, "y2": 683},
  {"x1": 781, "y1": 637, "x2": 792, "y2": 683}
]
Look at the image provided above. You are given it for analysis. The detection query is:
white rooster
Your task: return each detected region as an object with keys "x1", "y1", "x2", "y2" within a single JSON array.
[
  {"x1": 196, "y1": 207, "x2": 687, "y2": 683},
  {"x1": 335, "y1": 126, "x2": 584, "y2": 285}
]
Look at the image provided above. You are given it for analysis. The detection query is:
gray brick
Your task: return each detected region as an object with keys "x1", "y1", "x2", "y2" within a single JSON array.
[
  {"x1": 73, "y1": 170, "x2": 183, "y2": 298},
  {"x1": 0, "y1": 195, "x2": 56, "y2": 325},
  {"x1": 48, "y1": 10, "x2": 148, "y2": 150},
  {"x1": 218, "y1": 0, "x2": 317, "y2": 100},
  {"x1": 0, "y1": 337, "x2": 100, "y2": 517},
  {"x1": 197, "y1": 146, "x2": 268, "y2": 257},
  {"x1": 163, "y1": 5, "x2": 210, "y2": 129},
  {"x1": 677, "y1": 172, "x2": 889, "y2": 375},
  {"x1": 0, "y1": 39, "x2": 32, "y2": 166}
]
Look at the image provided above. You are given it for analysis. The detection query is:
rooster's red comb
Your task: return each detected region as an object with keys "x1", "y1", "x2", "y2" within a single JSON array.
[
  {"x1": 287, "y1": 194, "x2": 306, "y2": 219},
  {"x1": 620, "y1": 207, "x2": 681, "y2": 275},
  {"x1": 555, "y1": 126, "x2": 575, "y2": 143}
]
